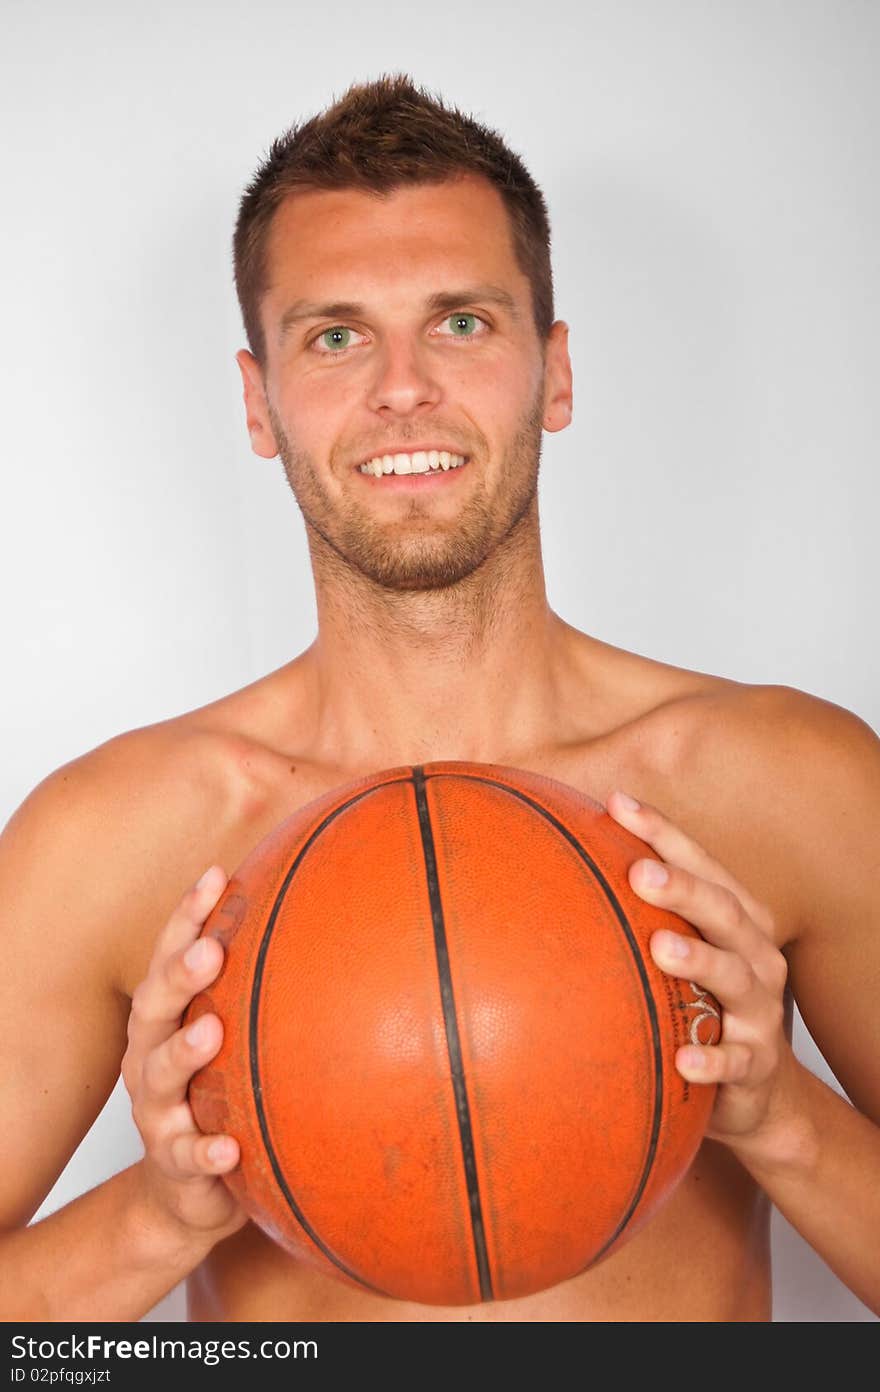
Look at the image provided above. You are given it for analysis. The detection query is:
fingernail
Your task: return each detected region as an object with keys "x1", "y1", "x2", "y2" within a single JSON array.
[
  {"x1": 681, "y1": 1046, "x2": 707, "y2": 1070},
  {"x1": 640, "y1": 860, "x2": 669, "y2": 887},
  {"x1": 185, "y1": 1016, "x2": 212, "y2": 1047},
  {"x1": 208, "y1": 1139, "x2": 232, "y2": 1164},
  {"x1": 196, "y1": 868, "x2": 215, "y2": 891},
  {"x1": 184, "y1": 939, "x2": 211, "y2": 971},
  {"x1": 615, "y1": 791, "x2": 641, "y2": 812},
  {"x1": 654, "y1": 929, "x2": 689, "y2": 959}
]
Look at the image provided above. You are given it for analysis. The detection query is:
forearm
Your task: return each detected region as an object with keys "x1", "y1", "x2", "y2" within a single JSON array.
[
  {"x1": 731, "y1": 1058, "x2": 880, "y2": 1315},
  {"x1": 0, "y1": 1161, "x2": 215, "y2": 1321}
]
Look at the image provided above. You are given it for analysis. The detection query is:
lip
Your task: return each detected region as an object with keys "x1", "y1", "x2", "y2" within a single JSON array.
[{"x1": 352, "y1": 445, "x2": 469, "y2": 471}]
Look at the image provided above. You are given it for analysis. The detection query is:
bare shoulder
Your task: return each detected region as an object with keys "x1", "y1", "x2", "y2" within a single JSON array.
[
  {"x1": 2, "y1": 650, "x2": 340, "y2": 1002},
  {"x1": 688, "y1": 681, "x2": 880, "y2": 1123},
  {"x1": 0, "y1": 715, "x2": 259, "y2": 1230},
  {"x1": 686, "y1": 680, "x2": 880, "y2": 840},
  {"x1": 3, "y1": 715, "x2": 252, "y2": 998},
  {"x1": 677, "y1": 681, "x2": 880, "y2": 946}
]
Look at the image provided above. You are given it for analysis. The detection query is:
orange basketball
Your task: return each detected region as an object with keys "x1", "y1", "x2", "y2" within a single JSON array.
[{"x1": 186, "y1": 761, "x2": 721, "y2": 1306}]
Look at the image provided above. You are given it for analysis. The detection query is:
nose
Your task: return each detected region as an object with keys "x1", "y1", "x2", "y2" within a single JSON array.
[{"x1": 364, "y1": 333, "x2": 443, "y2": 417}]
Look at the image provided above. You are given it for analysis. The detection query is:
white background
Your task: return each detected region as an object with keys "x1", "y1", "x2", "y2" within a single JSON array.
[{"x1": 2, "y1": 0, "x2": 877, "y2": 1322}]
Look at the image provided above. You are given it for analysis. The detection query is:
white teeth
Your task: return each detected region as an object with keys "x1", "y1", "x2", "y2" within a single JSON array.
[{"x1": 358, "y1": 451, "x2": 467, "y2": 474}]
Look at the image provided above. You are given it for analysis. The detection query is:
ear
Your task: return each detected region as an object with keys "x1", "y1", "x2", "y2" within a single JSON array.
[
  {"x1": 542, "y1": 321, "x2": 573, "y2": 433},
  {"x1": 236, "y1": 349, "x2": 281, "y2": 459}
]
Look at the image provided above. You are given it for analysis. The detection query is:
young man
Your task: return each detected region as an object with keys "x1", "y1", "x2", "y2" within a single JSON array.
[{"x1": 1, "y1": 74, "x2": 878, "y2": 1323}]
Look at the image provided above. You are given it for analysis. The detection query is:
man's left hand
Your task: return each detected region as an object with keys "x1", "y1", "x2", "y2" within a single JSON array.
[{"x1": 607, "y1": 789, "x2": 796, "y2": 1150}]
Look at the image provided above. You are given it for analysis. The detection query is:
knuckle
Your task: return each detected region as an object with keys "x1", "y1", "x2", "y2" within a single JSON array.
[
  {"x1": 131, "y1": 978, "x2": 166, "y2": 1029},
  {"x1": 120, "y1": 1052, "x2": 138, "y2": 1096},
  {"x1": 141, "y1": 1103, "x2": 190, "y2": 1159},
  {"x1": 166, "y1": 1133, "x2": 186, "y2": 1173},
  {"x1": 719, "y1": 887, "x2": 745, "y2": 929},
  {"x1": 163, "y1": 950, "x2": 186, "y2": 994},
  {"x1": 151, "y1": 1109, "x2": 185, "y2": 1152},
  {"x1": 130, "y1": 1099, "x2": 150, "y2": 1139},
  {"x1": 770, "y1": 949, "x2": 789, "y2": 992},
  {"x1": 142, "y1": 1046, "x2": 168, "y2": 1095},
  {"x1": 129, "y1": 982, "x2": 151, "y2": 1025},
  {"x1": 728, "y1": 956, "x2": 755, "y2": 1000}
]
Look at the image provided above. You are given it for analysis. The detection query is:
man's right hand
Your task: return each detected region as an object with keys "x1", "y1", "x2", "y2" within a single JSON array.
[{"x1": 122, "y1": 865, "x2": 248, "y2": 1243}]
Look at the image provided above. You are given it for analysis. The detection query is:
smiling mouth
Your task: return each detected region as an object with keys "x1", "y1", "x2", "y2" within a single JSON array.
[{"x1": 356, "y1": 449, "x2": 469, "y2": 477}]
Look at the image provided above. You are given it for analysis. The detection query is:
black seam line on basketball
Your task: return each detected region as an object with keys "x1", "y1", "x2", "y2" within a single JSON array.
[
  {"x1": 250, "y1": 775, "x2": 411, "y2": 1299},
  {"x1": 412, "y1": 766, "x2": 494, "y2": 1304},
  {"x1": 423, "y1": 772, "x2": 663, "y2": 1266}
]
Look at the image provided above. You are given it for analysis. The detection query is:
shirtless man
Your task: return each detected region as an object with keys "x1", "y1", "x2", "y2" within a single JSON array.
[{"x1": 2, "y1": 74, "x2": 879, "y2": 1323}]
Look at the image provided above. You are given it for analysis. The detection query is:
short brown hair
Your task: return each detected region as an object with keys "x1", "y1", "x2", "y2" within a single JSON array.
[{"x1": 233, "y1": 73, "x2": 555, "y2": 366}]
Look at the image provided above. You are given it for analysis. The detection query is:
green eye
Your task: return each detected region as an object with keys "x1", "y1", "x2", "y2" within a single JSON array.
[
  {"x1": 319, "y1": 326, "x2": 352, "y2": 351},
  {"x1": 447, "y1": 313, "x2": 478, "y2": 336}
]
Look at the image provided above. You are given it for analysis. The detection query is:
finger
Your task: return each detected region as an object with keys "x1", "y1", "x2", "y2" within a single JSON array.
[
  {"x1": 153, "y1": 866, "x2": 229, "y2": 962},
  {"x1": 635, "y1": 860, "x2": 770, "y2": 959},
  {"x1": 650, "y1": 929, "x2": 762, "y2": 1013},
  {"x1": 673, "y1": 1042, "x2": 753, "y2": 1085},
  {"x1": 639, "y1": 862, "x2": 786, "y2": 996},
  {"x1": 167, "y1": 1130, "x2": 240, "y2": 1178},
  {"x1": 128, "y1": 930, "x2": 225, "y2": 1059},
  {"x1": 607, "y1": 792, "x2": 774, "y2": 935},
  {"x1": 140, "y1": 1011, "x2": 224, "y2": 1108}
]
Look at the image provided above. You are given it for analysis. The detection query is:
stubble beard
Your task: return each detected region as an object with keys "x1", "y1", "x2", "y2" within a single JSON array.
[{"x1": 269, "y1": 389, "x2": 546, "y2": 595}]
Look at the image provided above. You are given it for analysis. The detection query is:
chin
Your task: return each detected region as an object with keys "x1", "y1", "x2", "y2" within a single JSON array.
[{"x1": 362, "y1": 561, "x2": 485, "y2": 593}]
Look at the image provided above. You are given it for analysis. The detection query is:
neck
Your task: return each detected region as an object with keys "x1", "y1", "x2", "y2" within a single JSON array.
[{"x1": 297, "y1": 514, "x2": 579, "y2": 773}]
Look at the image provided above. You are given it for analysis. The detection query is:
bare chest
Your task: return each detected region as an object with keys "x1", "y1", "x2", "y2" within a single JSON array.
[
  {"x1": 164, "y1": 702, "x2": 781, "y2": 1323},
  {"x1": 190, "y1": 1141, "x2": 770, "y2": 1321}
]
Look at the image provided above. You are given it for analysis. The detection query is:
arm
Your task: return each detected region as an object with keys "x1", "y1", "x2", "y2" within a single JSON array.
[
  {"x1": 607, "y1": 687, "x2": 880, "y2": 1315},
  {"x1": 749, "y1": 690, "x2": 880, "y2": 1309},
  {"x1": 0, "y1": 745, "x2": 245, "y2": 1321},
  {"x1": 0, "y1": 1166, "x2": 218, "y2": 1323}
]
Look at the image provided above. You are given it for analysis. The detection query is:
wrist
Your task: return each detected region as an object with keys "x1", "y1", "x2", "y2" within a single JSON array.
[
  {"x1": 125, "y1": 1161, "x2": 218, "y2": 1274},
  {"x1": 724, "y1": 1053, "x2": 821, "y2": 1181}
]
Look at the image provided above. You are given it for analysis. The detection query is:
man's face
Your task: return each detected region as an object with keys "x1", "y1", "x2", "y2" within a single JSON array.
[{"x1": 238, "y1": 174, "x2": 571, "y2": 592}]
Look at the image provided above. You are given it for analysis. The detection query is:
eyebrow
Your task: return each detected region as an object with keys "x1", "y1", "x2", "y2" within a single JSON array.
[{"x1": 277, "y1": 284, "x2": 521, "y2": 341}]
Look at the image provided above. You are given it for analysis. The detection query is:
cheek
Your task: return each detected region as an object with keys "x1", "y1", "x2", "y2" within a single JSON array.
[
  {"x1": 445, "y1": 356, "x2": 538, "y2": 432},
  {"x1": 276, "y1": 378, "x2": 350, "y2": 449},
  {"x1": 449, "y1": 346, "x2": 524, "y2": 393}
]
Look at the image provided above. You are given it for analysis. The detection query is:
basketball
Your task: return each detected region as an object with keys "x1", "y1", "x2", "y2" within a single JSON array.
[{"x1": 186, "y1": 761, "x2": 721, "y2": 1306}]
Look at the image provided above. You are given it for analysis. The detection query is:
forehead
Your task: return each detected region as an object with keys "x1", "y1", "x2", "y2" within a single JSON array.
[{"x1": 262, "y1": 174, "x2": 527, "y2": 310}]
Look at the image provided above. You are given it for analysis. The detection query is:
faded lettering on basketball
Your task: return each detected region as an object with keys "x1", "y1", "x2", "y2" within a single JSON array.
[
  {"x1": 685, "y1": 982, "x2": 722, "y2": 1047},
  {"x1": 661, "y1": 972, "x2": 722, "y2": 1103},
  {"x1": 208, "y1": 889, "x2": 248, "y2": 950}
]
